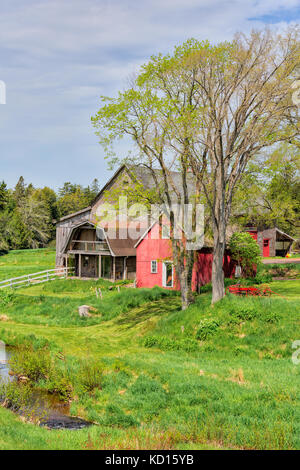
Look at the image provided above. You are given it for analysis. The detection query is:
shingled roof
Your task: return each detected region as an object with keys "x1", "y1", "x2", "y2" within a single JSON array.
[{"x1": 127, "y1": 165, "x2": 196, "y2": 200}]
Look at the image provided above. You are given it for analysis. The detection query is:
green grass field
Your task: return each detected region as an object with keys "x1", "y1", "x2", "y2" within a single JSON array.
[
  {"x1": 0, "y1": 248, "x2": 56, "y2": 281},
  {"x1": 0, "y1": 249, "x2": 299, "y2": 450}
]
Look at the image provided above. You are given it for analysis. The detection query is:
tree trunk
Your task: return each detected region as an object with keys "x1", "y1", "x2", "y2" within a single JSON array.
[
  {"x1": 179, "y1": 270, "x2": 194, "y2": 310},
  {"x1": 172, "y1": 240, "x2": 194, "y2": 310},
  {"x1": 180, "y1": 251, "x2": 194, "y2": 310},
  {"x1": 211, "y1": 225, "x2": 226, "y2": 303}
]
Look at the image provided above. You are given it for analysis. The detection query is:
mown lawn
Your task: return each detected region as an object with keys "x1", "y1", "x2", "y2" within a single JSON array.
[{"x1": 0, "y1": 249, "x2": 299, "y2": 450}]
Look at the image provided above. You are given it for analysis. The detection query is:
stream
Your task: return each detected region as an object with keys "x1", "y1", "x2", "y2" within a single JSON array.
[{"x1": 0, "y1": 341, "x2": 92, "y2": 430}]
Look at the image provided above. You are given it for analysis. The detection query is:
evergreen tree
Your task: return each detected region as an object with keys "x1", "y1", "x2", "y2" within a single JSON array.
[{"x1": 0, "y1": 181, "x2": 8, "y2": 210}]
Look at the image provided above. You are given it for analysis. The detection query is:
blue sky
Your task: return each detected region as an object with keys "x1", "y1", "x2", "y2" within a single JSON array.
[{"x1": 0, "y1": 0, "x2": 299, "y2": 190}]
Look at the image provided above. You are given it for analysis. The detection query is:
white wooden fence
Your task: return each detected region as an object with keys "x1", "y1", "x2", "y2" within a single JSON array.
[{"x1": 0, "y1": 267, "x2": 74, "y2": 290}]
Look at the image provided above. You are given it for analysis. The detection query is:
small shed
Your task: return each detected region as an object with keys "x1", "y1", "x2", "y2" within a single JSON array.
[{"x1": 246, "y1": 227, "x2": 295, "y2": 257}]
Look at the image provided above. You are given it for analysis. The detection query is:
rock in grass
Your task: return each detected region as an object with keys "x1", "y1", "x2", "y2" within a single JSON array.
[{"x1": 78, "y1": 305, "x2": 92, "y2": 317}]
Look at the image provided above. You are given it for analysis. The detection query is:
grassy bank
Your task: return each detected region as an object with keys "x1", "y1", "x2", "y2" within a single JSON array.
[{"x1": 0, "y1": 249, "x2": 299, "y2": 450}]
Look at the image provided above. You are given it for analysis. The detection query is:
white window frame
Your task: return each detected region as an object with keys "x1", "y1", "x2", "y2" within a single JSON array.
[
  {"x1": 151, "y1": 260, "x2": 158, "y2": 274},
  {"x1": 162, "y1": 261, "x2": 173, "y2": 288}
]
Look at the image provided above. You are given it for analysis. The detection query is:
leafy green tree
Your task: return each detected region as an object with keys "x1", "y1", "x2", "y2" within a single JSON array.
[
  {"x1": 233, "y1": 144, "x2": 300, "y2": 237},
  {"x1": 57, "y1": 180, "x2": 101, "y2": 218},
  {"x1": 93, "y1": 28, "x2": 299, "y2": 305},
  {"x1": 22, "y1": 195, "x2": 51, "y2": 248},
  {"x1": 7, "y1": 211, "x2": 30, "y2": 249},
  {"x1": 57, "y1": 186, "x2": 89, "y2": 218},
  {"x1": 229, "y1": 232, "x2": 261, "y2": 277}
]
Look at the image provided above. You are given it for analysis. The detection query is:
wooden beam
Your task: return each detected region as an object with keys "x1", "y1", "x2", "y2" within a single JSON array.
[
  {"x1": 123, "y1": 257, "x2": 127, "y2": 280},
  {"x1": 79, "y1": 254, "x2": 82, "y2": 278},
  {"x1": 113, "y1": 256, "x2": 116, "y2": 282},
  {"x1": 99, "y1": 255, "x2": 102, "y2": 278}
]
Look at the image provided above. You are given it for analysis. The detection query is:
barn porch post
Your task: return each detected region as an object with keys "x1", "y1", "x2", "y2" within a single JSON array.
[
  {"x1": 112, "y1": 256, "x2": 116, "y2": 281},
  {"x1": 79, "y1": 254, "x2": 82, "y2": 278},
  {"x1": 123, "y1": 257, "x2": 127, "y2": 280},
  {"x1": 65, "y1": 254, "x2": 68, "y2": 278},
  {"x1": 98, "y1": 255, "x2": 102, "y2": 279}
]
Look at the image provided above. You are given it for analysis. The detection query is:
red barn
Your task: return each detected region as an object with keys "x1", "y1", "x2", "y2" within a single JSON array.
[{"x1": 135, "y1": 220, "x2": 236, "y2": 291}]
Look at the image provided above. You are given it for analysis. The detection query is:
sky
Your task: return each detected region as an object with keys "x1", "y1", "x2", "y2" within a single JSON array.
[{"x1": 0, "y1": 0, "x2": 299, "y2": 190}]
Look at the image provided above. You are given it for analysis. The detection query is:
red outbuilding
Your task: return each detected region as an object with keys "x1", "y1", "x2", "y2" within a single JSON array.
[{"x1": 135, "y1": 220, "x2": 237, "y2": 291}]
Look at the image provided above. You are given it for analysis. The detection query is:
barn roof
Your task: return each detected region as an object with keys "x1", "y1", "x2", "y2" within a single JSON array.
[
  {"x1": 106, "y1": 229, "x2": 137, "y2": 257},
  {"x1": 61, "y1": 220, "x2": 138, "y2": 257},
  {"x1": 275, "y1": 227, "x2": 296, "y2": 241},
  {"x1": 127, "y1": 165, "x2": 196, "y2": 200},
  {"x1": 57, "y1": 164, "x2": 197, "y2": 224},
  {"x1": 57, "y1": 207, "x2": 91, "y2": 223}
]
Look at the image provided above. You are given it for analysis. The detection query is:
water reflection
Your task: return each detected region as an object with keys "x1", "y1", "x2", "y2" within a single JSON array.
[
  {"x1": 0, "y1": 341, "x2": 92, "y2": 429},
  {"x1": 0, "y1": 341, "x2": 12, "y2": 383}
]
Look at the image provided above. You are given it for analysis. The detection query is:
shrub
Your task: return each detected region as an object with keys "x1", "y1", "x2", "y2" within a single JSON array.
[
  {"x1": 9, "y1": 346, "x2": 51, "y2": 382},
  {"x1": 0, "y1": 381, "x2": 31, "y2": 411},
  {"x1": 144, "y1": 335, "x2": 198, "y2": 352},
  {"x1": 229, "y1": 232, "x2": 261, "y2": 277},
  {"x1": 253, "y1": 272, "x2": 273, "y2": 284},
  {"x1": 43, "y1": 373, "x2": 73, "y2": 401},
  {"x1": 76, "y1": 359, "x2": 104, "y2": 393},
  {"x1": 228, "y1": 304, "x2": 279, "y2": 324},
  {"x1": 0, "y1": 289, "x2": 15, "y2": 306},
  {"x1": 196, "y1": 318, "x2": 220, "y2": 340},
  {"x1": 0, "y1": 330, "x2": 52, "y2": 351},
  {"x1": 229, "y1": 305, "x2": 258, "y2": 322}
]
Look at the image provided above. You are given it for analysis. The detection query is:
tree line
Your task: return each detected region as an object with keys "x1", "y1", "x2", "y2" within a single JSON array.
[{"x1": 0, "y1": 177, "x2": 100, "y2": 251}]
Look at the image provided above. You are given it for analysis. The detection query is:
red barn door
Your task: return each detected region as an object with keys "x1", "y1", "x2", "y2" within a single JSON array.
[{"x1": 263, "y1": 239, "x2": 270, "y2": 257}]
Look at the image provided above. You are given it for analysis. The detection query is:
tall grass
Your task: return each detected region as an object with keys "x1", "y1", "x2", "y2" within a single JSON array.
[
  {"x1": 1, "y1": 285, "x2": 178, "y2": 326},
  {"x1": 0, "y1": 247, "x2": 299, "y2": 449}
]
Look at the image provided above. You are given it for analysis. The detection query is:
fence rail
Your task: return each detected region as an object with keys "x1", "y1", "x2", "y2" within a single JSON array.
[{"x1": 0, "y1": 267, "x2": 74, "y2": 290}]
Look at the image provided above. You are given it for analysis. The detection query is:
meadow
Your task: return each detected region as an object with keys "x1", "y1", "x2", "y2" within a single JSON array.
[{"x1": 0, "y1": 249, "x2": 299, "y2": 450}]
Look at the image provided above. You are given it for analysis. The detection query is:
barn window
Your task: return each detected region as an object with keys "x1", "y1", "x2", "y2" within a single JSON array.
[
  {"x1": 163, "y1": 262, "x2": 173, "y2": 288},
  {"x1": 151, "y1": 260, "x2": 157, "y2": 273}
]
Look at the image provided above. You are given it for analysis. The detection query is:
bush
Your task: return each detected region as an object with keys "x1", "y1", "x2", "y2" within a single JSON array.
[
  {"x1": 9, "y1": 346, "x2": 52, "y2": 382},
  {"x1": 229, "y1": 232, "x2": 261, "y2": 277},
  {"x1": 228, "y1": 304, "x2": 279, "y2": 324},
  {"x1": 253, "y1": 272, "x2": 273, "y2": 284},
  {"x1": 144, "y1": 335, "x2": 198, "y2": 352},
  {"x1": 0, "y1": 330, "x2": 53, "y2": 351},
  {"x1": 43, "y1": 373, "x2": 73, "y2": 401},
  {"x1": 76, "y1": 359, "x2": 104, "y2": 393},
  {"x1": 0, "y1": 289, "x2": 15, "y2": 306},
  {"x1": 196, "y1": 318, "x2": 220, "y2": 340},
  {"x1": 229, "y1": 305, "x2": 258, "y2": 322},
  {"x1": 0, "y1": 381, "x2": 32, "y2": 411}
]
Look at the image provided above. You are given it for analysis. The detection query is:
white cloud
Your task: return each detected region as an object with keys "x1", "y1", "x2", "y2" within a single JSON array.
[{"x1": 0, "y1": 0, "x2": 299, "y2": 188}]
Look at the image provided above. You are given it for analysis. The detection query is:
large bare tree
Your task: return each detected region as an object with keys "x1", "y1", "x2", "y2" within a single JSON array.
[
  {"x1": 93, "y1": 27, "x2": 299, "y2": 305},
  {"x1": 184, "y1": 28, "x2": 299, "y2": 302},
  {"x1": 93, "y1": 58, "x2": 204, "y2": 309}
]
